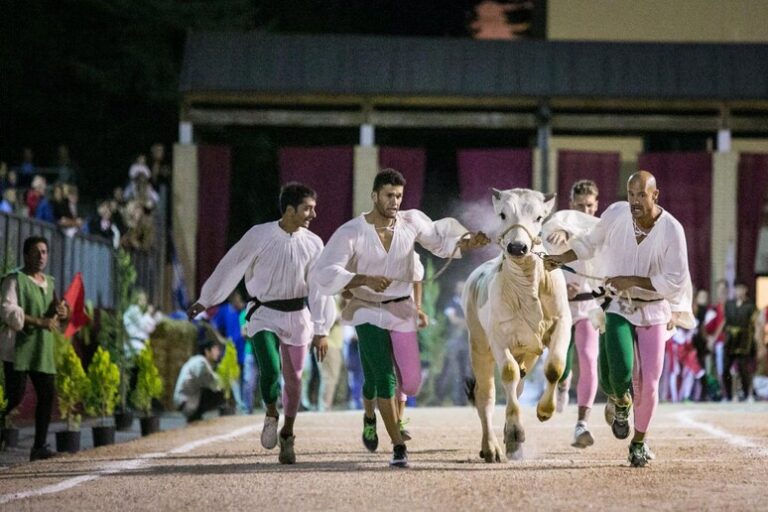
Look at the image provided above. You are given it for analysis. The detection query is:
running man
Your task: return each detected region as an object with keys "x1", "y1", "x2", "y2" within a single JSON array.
[
  {"x1": 312, "y1": 168, "x2": 489, "y2": 467},
  {"x1": 188, "y1": 183, "x2": 334, "y2": 464},
  {"x1": 543, "y1": 179, "x2": 602, "y2": 448},
  {"x1": 545, "y1": 171, "x2": 693, "y2": 467}
]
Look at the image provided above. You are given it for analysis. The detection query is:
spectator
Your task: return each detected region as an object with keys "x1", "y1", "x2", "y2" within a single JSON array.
[
  {"x1": 343, "y1": 324, "x2": 363, "y2": 410},
  {"x1": 0, "y1": 162, "x2": 8, "y2": 192},
  {"x1": 173, "y1": 335, "x2": 224, "y2": 423},
  {"x1": 85, "y1": 200, "x2": 121, "y2": 248},
  {"x1": 34, "y1": 182, "x2": 64, "y2": 224},
  {"x1": 124, "y1": 161, "x2": 159, "y2": 211},
  {"x1": 318, "y1": 300, "x2": 344, "y2": 411},
  {"x1": 25, "y1": 175, "x2": 46, "y2": 217},
  {"x1": 1, "y1": 236, "x2": 69, "y2": 461},
  {"x1": 121, "y1": 200, "x2": 154, "y2": 252},
  {"x1": 435, "y1": 280, "x2": 471, "y2": 406},
  {"x1": 723, "y1": 283, "x2": 757, "y2": 402},
  {"x1": 212, "y1": 291, "x2": 247, "y2": 411},
  {"x1": 150, "y1": 143, "x2": 171, "y2": 188},
  {"x1": 7, "y1": 170, "x2": 19, "y2": 191},
  {"x1": 0, "y1": 188, "x2": 18, "y2": 214},
  {"x1": 18, "y1": 148, "x2": 35, "y2": 187},
  {"x1": 123, "y1": 288, "x2": 162, "y2": 356},
  {"x1": 704, "y1": 280, "x2": 728, "y2": 393},
  {"x1": 55, "y1": 145, "x2": 77, "y2": 185},
  {"x1": 55, "y1": 184, "x2": 84, "y2": 237}
]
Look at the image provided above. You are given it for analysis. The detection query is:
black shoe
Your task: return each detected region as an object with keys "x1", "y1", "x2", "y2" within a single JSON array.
[
  {"x1": 30, "y1": 444, "x2": 55, "y2": 461},
  {"x1": 390, "y1": 444, "x2": 409, "y2": 467},
  {"x1": 628, "y1": 442, "x2": 649, "y2": 467},
  {"x1": 362, "y1": 414, "x2": 378, "y2": 452},
  {"x1": 611, "y1": 402, "x2": 631, "y2": 440}
]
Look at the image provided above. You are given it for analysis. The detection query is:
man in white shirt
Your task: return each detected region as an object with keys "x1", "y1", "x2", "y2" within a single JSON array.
[
  {"x1": 174, "y1": 336, "x2": 223, "y2": 422},
  {"x1": 545, "y1": 171, "x2": 693, "y2": 467},
  {"x1": 187, "y1": 183, "x2": 334, "y2": 465},
  {"x1": 312, "y1": 169, "x2": 489, "y2": 467},
  {"x1": 543, "y1": 180, "x2": 602, "y2": 449}
]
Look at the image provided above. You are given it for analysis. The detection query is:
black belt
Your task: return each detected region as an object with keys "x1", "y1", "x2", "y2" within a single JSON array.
[
  {"x1": 570, "y1": 292, "x2": 597, "y2": 302},
  {"x1": 245, "y1": 297, "x2": 307, "y2": 321},
  {"x1": 381, "y1": 296, "x2": 411, "y2": 305}
]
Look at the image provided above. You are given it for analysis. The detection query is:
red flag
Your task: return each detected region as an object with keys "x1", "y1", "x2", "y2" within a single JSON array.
[{"x1": 63, "y1": 272, "x2": 89, "y2": 338}]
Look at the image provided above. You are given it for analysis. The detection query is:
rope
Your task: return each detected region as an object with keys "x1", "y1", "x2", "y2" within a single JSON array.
[{"x1": 391, "y1": 232, "x2": 473, "y2": 284}]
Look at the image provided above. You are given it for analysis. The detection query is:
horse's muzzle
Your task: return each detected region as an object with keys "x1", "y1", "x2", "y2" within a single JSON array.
[{"x1": 507, "y1": 241, "x2": 528, "y2": 256}]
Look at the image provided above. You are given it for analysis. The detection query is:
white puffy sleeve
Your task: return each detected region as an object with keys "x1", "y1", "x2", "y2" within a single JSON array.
[
  {"x1": 311, "y1": 223, "x2": 358, "y2": 296},
  {"x1": 570, "y1": 202, "x2": 623, "y2": 261},
  {"x1": 0, "y1": 275, "x2": 24, "y2": 331},
  {"x1": 652, "y1": 220, "x2": 695, "y2": 329},
  {"x1": 306, "y1": 237, "x2": 339, "y2": 337},
  {"x1": 198, "y1": 225, "x2": 263, "y2": 308},
  {"x1": 407, "y1": 210, "x2": 468, "y2": 259}
]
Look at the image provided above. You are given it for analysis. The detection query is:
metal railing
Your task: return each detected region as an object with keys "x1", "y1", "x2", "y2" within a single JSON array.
[{"x1": 0, "y1": 212, "x2": 164, "y2": 308}]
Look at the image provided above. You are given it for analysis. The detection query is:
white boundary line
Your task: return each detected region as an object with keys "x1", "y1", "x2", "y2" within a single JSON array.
[
  {"x1": 0, "y1": 423, "x2": 261, "y2": 505},
  {"x1": 675, "y1": 410, "x2": 768, "y2": 456}
]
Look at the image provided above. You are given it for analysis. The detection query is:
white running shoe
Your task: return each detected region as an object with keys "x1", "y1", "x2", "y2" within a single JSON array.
[
  {"x1": 571, "y1": 422, "x2": 594, "y2": 448},
  {"x1": 261, "y1": 415, "x2": 279, "y2": 449},
  {"x1": 643, "y1": 443, "x2": 656, "y2": 460}
]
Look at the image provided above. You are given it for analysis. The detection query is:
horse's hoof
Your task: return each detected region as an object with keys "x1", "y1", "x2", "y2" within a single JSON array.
[
  {"x1": 536, "y1": 404, "x2": 554, "y2": 422},
  {"x1": 480, "y1": 443, "x2": 504, "y2": 463},
  {"x1": 504, "y1": 423, "x2": 525, "y2": 443},
  {"x1": 506, "y1": 443, "x2": 524, "y2": 461}
]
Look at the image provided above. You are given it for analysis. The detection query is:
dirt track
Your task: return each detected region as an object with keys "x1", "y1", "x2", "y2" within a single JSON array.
[{"x1": 1, "y1": 402, "x2": 767, "y2": 511}]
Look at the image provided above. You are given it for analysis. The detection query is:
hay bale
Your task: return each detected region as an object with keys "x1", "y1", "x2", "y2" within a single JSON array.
[{"x1": 149, "y1": 319, "x2": 197, "y2": 409}]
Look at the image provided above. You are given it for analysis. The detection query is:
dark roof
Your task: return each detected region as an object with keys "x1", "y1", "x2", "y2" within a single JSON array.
[{"x1": 180, "y1": 32, "x2": 768, "y2": 101}]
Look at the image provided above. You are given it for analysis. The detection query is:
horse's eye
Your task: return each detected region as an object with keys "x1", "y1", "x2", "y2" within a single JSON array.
[
  {"x1": 536, "y1": 216, "x2": 543, "y2": 222},
  {"x1": 500, "y1": 213, "x2": 506, "y2": 220}
]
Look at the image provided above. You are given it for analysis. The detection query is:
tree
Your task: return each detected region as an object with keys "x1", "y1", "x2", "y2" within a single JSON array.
[
  {"x1": 55, "y1": 339, "x2": 89, "y2": 432},
  {"x1": 131, "y1": 341, "x2": 163, "y2": 417},
  {"x1": 85, "y1": 347, "x2": 121, "y2": 425},
  {"x1": 216, "y1": 339, "x2": 241, "y2": 406}
]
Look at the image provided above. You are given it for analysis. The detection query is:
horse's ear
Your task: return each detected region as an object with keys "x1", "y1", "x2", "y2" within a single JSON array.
[
  {"x1": 491, "y1": 188, "x2": 502, "y2": 200},
  {"x1": 543, "y1": 193, "x2": 557, "y2": 215}
]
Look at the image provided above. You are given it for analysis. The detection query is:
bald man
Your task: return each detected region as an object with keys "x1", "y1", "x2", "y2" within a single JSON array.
[{"x1": 545, "y1": 171, "x2": 693, "y2": 467}]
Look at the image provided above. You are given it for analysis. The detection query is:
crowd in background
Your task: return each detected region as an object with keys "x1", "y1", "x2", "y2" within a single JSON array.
[
  {"x1": 0, "y1": 144, "x2": 170, "y2": 252},
  {"x1": 663, "y1": 280, "x2": 768, "y2": 404}
]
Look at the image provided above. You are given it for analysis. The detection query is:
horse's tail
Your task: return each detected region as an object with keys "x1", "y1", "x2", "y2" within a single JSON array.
[{"x1": 464, "y1": 376, "x2": 477, "y2": 405}]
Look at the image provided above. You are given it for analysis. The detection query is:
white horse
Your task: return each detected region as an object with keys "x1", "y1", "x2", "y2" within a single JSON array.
[{"x1": 462, "y1": 188, "x2": 572, "y2": 462}]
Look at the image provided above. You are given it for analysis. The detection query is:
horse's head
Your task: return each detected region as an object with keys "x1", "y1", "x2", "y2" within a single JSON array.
[{"x1": 492, "y1": 188, "x2": 556, "y2": 258}]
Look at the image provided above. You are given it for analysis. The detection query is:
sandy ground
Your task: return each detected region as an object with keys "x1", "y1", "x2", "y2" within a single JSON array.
[{"x1": 0, "y1": 402, "x2": 766, "y2": 511}]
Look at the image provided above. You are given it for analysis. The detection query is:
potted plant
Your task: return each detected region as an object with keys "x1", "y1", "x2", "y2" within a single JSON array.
[
  {"x1": 85, "y1": 347, "x2": 120, "y2": 447},
  {"x1": 131, "y1": 341, "x2": 163, "y2": 436},
  {"x1": 55, "y1": 340, "x2": 88, "y2": 453},
  {"x1": 216, "y1": 339, "x2": 241, "y2": 416},
  {"x1": 0, "y1": 382, "x2": 18, "y2": 449},
  {"x1": 98, "y1": 250, "x2": 138, "y2": 431}
]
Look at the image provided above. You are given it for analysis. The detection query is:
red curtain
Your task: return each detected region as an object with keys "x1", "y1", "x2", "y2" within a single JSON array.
[
  {"x1": 557, "y1": 150, "x2": 620, "y2": 214},
  {"x1": 637, "y1": 152, "x2": 712, "y2": 290},
  {"x1": 379, "y1": 147, "x2": 426, "y2": 209},
  {"x1": 278, "y1": 147, "x2": 354, "y2": 242},
  {"x1": 737, "y1": 153, "x2": 768, "y2": 287},
  {"x1": 196, "y1": 145, "x2": 231, "y2": 295},
  {"x1": 457, "y1": 149, "x2": 532, "y2": 202}
]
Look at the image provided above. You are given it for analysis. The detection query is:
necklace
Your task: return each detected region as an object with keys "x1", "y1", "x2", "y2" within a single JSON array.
[{"x1": 632, "y1": 217, "x2": 651, "y2": 237}]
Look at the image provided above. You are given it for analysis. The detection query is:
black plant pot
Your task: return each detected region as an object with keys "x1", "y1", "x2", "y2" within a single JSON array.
[
  {"x1": 114, "y1": 410, "x2": 134, "y2": 431},
  {"x1": 1, "y1": 428, "x2": 19, "y2": 449},
  {"x1": 55, "y1": 430, "x2": 81, "y2": 453},
  {"x1": 139, "y1": 416, "x2": 160, "y2": 436},
  {"x1": 92, "y1": 425, "x2": 116, "y2": 447},
  {"x1": 218, "y1": 404, "x2": 236, "y2": 416}
]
